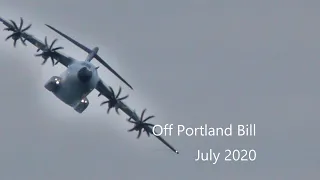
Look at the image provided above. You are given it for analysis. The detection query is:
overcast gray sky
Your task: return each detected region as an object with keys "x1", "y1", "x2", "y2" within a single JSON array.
[{"x1": 0, "y1": 0, "x2": 319, "y2": 179}]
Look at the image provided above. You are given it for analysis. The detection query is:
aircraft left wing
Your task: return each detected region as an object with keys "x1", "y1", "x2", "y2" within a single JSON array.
[
  {"x1": 95, "y1": 80, "x2": 179, "y2": 154},
  {"x1": 0, "y1": 17, "x2": 74, "y2": 67}
]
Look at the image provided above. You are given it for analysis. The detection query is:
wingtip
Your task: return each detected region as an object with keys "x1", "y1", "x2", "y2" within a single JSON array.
[
  {"x1": 45, "y1": 24, "x2": 52, "y2": 28},
  {"x1": 127, "y1": 84, "x2": 134, "y2": 90}
]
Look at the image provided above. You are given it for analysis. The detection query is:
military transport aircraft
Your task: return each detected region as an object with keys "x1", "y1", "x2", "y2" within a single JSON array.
[{"x1": 0, "y1": 17, "x2": 179, "y2": 154}]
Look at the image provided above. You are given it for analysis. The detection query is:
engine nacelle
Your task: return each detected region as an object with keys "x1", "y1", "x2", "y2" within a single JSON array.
[
  {"x1": 74, "y1": 97, "x2": 89, "y2": 113},
  {"x1": 44, "y1": 76, "x2": 61, "y2": 93}
]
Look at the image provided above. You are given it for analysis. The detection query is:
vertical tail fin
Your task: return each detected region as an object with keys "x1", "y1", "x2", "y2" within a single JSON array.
[{"x1": 85, "y1": 47, "x2": 99, "y2": 62}]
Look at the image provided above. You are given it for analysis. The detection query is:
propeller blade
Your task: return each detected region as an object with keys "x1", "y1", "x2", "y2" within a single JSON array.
[
  {"x1": 127, "y1": 117, "x2": 135, "y2": 123},
  {"x1": 50, "y1": 57, "x2": 55, "y2": 66},
  {"x1": 19, "y1": 17, "x2": 23, "y2": 30},
  {"x1": 115, "y1": 108, "x2": 120, "y2": 115},
  {"x1": 107, "y1": 107, "x2": 111, "y2": 114},
  {"x1": 141, "y1": 109, "x2": 146, "y2": 120},
  {"x1": 41, "y1": 58, "x2": 48, "y2": 65},
  {"x1": 118, "y1": 95, "x2": 129, "y2": 101},
  {"x1": 44, "y1": 36, "x2": 48, "y2": 47},
  {"x1": 100, "y1": 100, "x2": 109, "y2": 106},
  {"x1": 109, "y1": 87, "x2": 115, "y2": 97},
  {"x1": 144, "y1": 123, "x2": 155, "y2": 127},
  {"x1": 5, "y1": 34, "x2": 14, "y2": 41},
  {"x1": 143, "y1": 115, "x2": 155, "y2": 122},
  {"x1": 52, "y1": 46, "x2": 63, "y2": 51},
  {"x1": 116, "y1": 87, "x2": 122, "y2": 98},
  {"x1": 21, "y1": 24, "x2": 31, "y2": 32},
  {"x1": 10, "y1": 20, "x2": 18, "y2": 30},
  {"x1": 50, "y1": 39, "x2": 57, "y2": 49},
  {"x1": 20, "y1": 38, "x2": 27, "y2": 46},
  {"x1": 35, "y1": 53, "x2": 43, "y2": 57},
  {"x1": 128, "y1": 127, "x2": 136, "y2": 132},
  {"x1": 146, "y1": 130, "x2": 150, "y2": 137},
  {"x1": 137, "y1": 129, "x2": 142, "y2": 138}
]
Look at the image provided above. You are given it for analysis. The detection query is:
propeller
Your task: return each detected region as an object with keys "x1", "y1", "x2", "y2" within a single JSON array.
[
  {"x1": 100, "y1": 86, "x2": 128, "y2": 114},
  {"x1": 4, "y1": 17, "x2": 31, "y2": 47},
  {"x1": 127, "y1": 109, "x2": 155, "y2": 138},
  {"x1": 35, "y1": 36, "x2": 64, "y2": 66}
]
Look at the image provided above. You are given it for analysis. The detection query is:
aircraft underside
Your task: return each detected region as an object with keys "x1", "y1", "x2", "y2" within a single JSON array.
[{"x1": 44, "y1": 75, "x2": 92, "y2": 113}]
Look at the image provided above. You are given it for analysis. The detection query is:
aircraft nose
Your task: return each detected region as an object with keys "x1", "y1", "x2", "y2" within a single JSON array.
[{"x1": 78, "y1": 67, "x2": 92, "y2": 82}]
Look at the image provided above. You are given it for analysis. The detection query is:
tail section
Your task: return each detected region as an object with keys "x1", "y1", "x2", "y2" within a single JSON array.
[
  {"x1": 45, "y1": 24, "x2": 133, "y2": 90},
  {"x1": 85, "y1": 47, "x2": 99, "y2": 62}
]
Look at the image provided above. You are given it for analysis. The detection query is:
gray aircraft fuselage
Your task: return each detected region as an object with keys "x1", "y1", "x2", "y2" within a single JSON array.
[{"x1": 45, "y1": 59, "x2": 100, "y2": 113}]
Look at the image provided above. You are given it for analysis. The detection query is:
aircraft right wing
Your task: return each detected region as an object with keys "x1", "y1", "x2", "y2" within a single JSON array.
[
  {"x1": 95, "y1": 80, "x2": 179, "y2": 154},
  {"x1": 0, "y1": 17, "x2": 75, "y2": 67}
]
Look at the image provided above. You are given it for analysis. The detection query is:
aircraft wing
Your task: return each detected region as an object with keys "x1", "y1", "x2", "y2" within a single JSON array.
[
  {"x1": 0, "y1": 17, "x2": 74, "y2": 67},
  {"x1": 95, "y1": 80, "x2": 179, "y2": 154}
]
